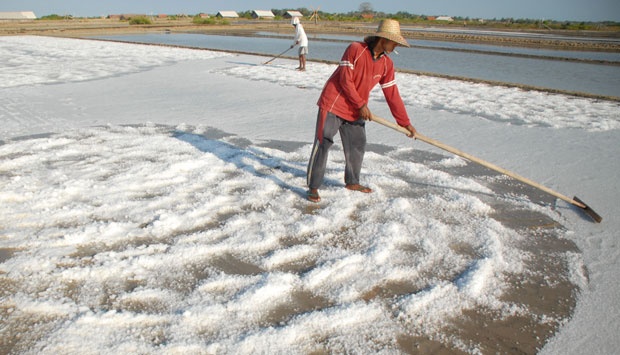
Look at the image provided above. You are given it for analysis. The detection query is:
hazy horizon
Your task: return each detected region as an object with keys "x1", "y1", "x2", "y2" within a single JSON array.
[{"x1": 3, "y1": 0, "x2": 620, "y2": 22}]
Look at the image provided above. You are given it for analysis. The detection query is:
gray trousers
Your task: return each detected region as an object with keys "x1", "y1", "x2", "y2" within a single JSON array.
[{"x1": 307, "y1": 110, "x2": 366, "y2": 189}]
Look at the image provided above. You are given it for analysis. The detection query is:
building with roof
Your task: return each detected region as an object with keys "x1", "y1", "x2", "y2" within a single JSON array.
[
  {"x1": 216, "y1": 11, "x2": 239, "y2": 18},
  {"x1": 0, "y1": 11, "x2": 37, "y2": 20},
  {"x1": 435, "y1": 16, "x2": 454, "y2": 22},
  {"x1": 251, "y1": 10, "x2": 275, "y2": 19},
  {"x1": 284, "y1": 11, "x2": 303, "y2": 19}
]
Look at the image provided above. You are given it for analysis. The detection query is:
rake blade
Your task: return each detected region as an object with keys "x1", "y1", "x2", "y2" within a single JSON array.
[{"x1": 573, "y1": 196, "x2": 602, "y2": 223}]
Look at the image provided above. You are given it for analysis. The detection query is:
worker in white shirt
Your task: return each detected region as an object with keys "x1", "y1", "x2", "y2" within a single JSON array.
[{"x1": 291, "y1": 17, "x2": 308, "y2": 71}]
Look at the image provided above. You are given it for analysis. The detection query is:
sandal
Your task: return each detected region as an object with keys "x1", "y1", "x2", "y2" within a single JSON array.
[
  {"x1": 307, "y1": 188, "x2": 321, "y2": 203},
  {"x1": 345, "y1": 184, "x2": 373, "y2": 193}
]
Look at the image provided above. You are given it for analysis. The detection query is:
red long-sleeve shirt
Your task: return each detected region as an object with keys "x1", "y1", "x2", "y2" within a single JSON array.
[{"x1": 317, "y1": 41, "x2": 411, "y2": 127}]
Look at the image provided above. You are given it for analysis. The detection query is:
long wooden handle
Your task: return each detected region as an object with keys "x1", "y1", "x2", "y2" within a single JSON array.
[
  {"x1": 263, "y1": 47, "x2": 292, "y2": 64},
  {"x1": 369, "y1": 114, "x2": 586, "y2": 209}
]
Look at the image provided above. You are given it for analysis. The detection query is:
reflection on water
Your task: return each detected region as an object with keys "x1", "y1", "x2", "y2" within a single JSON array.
[
  {"x1": 93, "y1": 33, "x2": 620, "y2": 98},
  {"x1": 255, "y1": 30, "x2": 620, "y2": 62}
]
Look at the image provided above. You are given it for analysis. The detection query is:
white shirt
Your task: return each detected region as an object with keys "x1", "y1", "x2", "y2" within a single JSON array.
[{"x1": 294, "y1": 24, "x2": 308, "y2": 47}]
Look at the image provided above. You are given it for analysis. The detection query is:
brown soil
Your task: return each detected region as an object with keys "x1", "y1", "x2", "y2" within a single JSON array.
[{"x1": 2, "y1": 18, "x2": 619, "y2": 52}]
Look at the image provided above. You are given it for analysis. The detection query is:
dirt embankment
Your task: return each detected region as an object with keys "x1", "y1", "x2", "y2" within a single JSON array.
[{"x1": 2, "y1": 18, "x2": 620, "y2": 52}]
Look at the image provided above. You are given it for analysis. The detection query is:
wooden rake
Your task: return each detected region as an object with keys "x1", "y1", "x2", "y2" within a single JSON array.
[
  {"x1": 263, "y1": 46, "x2": 293, "y2": 65},
  {"x1": 370, "y1": 114, "x2": 602, "y2": 223}
]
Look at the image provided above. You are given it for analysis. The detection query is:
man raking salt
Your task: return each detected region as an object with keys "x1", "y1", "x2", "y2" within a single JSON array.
[{"x1": 306, "y1": 19, "x2": 416, "y2": 203}]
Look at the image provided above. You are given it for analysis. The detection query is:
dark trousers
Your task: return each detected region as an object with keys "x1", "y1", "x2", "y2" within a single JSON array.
[{"x1": 307, "y1": 110, "x2": 366, "y2": 189}]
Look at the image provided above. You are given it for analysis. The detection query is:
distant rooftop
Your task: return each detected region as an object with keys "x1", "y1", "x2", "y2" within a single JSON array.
[{"x1": 0, "y1": 11, "x2": 37, "y2": 20}]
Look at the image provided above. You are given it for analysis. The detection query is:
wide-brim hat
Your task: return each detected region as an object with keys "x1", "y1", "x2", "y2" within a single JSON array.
[{"x1": 364, "y1": 19, "x2": 410, "y2": 47}]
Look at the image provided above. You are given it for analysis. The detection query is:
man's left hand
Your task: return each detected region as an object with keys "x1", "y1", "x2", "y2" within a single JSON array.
[{"x1": 404, "y1": 124, "x2": 417, "y2": 138}]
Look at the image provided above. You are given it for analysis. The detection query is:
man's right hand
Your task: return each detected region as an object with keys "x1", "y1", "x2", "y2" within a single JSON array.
[{"x1": 359, "y1": 104, "x2": 372, "y2": 120}]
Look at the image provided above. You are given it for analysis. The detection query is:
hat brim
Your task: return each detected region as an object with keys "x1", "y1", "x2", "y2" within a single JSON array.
[{"x1": 372, "y1": 31, "x2": 410, "y2": 47}]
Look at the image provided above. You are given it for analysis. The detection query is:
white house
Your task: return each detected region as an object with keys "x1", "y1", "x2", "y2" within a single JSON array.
[
  {"x1": 216, "y1": 11, "x2": 239, "y2": 18},
  {"x1": 251, "y1": 10, "x2": 275, "y2": 19},
  {"x1": 435, "y1": 16, "x2": 454, "y2": 22},
  {"x1": 0, "y1": 11, "x2": 37, "y2": 20},
  {"x1": 284, "y1": 11, "x2": 303, "y2": 19}
]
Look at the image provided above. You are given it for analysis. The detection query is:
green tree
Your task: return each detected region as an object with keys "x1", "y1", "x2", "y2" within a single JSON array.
[{"x1": 359, "y1": 2, "x2": 373, "y2": 14}]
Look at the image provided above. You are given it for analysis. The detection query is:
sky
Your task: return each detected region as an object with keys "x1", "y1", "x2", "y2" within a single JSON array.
[{"x1": 2, "y1": 0, "x2": 619, "y2": 21}]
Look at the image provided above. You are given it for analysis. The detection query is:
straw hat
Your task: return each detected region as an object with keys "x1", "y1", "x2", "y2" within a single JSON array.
[{"x1": 365, "y1": 19, "x2": 410, "y2": 47}]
